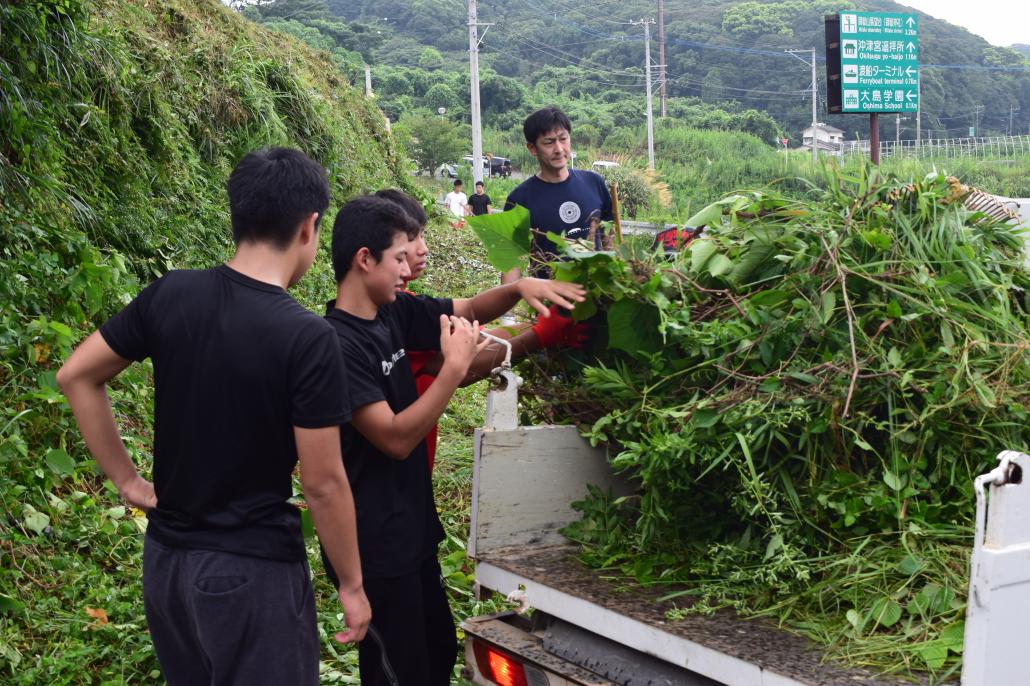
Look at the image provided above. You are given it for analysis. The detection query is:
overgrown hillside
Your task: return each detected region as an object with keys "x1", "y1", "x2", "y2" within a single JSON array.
[{"x1": 0, "y1": 0, "x2": 408, "y2": 681}]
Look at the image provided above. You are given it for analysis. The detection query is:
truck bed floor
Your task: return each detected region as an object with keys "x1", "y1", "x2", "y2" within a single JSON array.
[{"x1": 478, "y1": 546, "x2": 944, "y2": 686}]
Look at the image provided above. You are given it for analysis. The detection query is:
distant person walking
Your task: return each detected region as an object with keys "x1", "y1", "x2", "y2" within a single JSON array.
[
  {"x1": 444, "y1": 179, "x2": 469, "y2": 227},
  {"x1": 468, "y1": 181, "x2": 493, "y2": 216}
]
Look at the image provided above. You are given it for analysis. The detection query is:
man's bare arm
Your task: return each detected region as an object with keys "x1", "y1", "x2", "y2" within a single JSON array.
[
  {"x1": 415, "y1": 324, "x2": 539, "y2": 386},
  {"x1": 452, "y1": 278, "x2": 585, "y2": 323},
  {"x1": 57, "y1": 332, "x2": 156, "y2": 511},
  {"x1": 295, "y1": 426, "x2": 370, "y2": 643}
]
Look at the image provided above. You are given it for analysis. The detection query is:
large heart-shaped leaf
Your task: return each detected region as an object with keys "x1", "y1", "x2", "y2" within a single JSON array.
[
  {"x1": 607, "y1": 299, "x2": 662, "y2": 356},
  {"x1": 466, "y1": 204, "x2": 532, "y2": 272}
]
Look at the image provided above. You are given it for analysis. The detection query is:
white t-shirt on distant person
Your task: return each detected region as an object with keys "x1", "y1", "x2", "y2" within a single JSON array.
[{"x1": 444, "y1": 191, "x2": 468, "y2": 217}]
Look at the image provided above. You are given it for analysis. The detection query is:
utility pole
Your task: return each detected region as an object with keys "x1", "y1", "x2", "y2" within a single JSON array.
[
  {"x1": 785, "y1": 48, "x2": 818, "y2": 163},
  {"x1": 364, "y1": 64, "x2": 372, "y2": 97},
  {"x1": 895, "y1": 113, "x2": 909, "y2": 157},
  {"x1": 631, "y1": 18, "x2": 657, "y2": 170},
  {"x1": 644, "y1": 19, "x2": 655, "y2": 170},
  {"x1": 467, "y1": 0, "x2": 486, "y2": 184},
  {"x1": 658, "y1": 0, "x2": 667, "y2": 117},
  {"x1": 915, "y1": 67, "x2": 921, "y2": 148},
  {"x1": 1009, "y1": 104, "x2": 1020, "y2": 136},
  {"x1": 974, "y1": 104, "x2": 985, "y2": 136}
]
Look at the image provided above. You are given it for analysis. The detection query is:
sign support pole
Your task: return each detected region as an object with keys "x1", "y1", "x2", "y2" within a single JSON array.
[{"x1": 870, "y1": 113, "x2": 880, "y2": 164}]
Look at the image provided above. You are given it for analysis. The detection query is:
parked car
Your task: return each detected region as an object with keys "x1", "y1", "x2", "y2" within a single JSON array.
[
  {"x1": 591, "y1": 160, "x2": 620, "y2": 172},
  {"x1": 489, "y1": 156, "x2": 512, "y2": 178},
  {"x1": 458, "y1": 155, "x2": 512, "y2": 178},
  {"x1": 462, "y1": 155, "x2": 490, "y2": 174},
  {"x1": 435, "y1": 162, "x2": 459, "y2": 179}
]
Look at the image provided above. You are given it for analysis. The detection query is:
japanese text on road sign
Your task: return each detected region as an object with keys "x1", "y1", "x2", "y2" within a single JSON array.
[{"x1": 839, "y1": 12, "x2": 918, "y2": 113}]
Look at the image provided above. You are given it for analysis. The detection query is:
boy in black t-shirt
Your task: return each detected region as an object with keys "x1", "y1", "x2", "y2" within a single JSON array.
[
  {"x1": 324, "y1": 196, "x2": 585, "y2": 686},
  {"x1": 57, "y1": 148, "x2": 370, "y2": 686},
  {"x1": 468, "y1": 180, "x2": 492, "y2": 216}
]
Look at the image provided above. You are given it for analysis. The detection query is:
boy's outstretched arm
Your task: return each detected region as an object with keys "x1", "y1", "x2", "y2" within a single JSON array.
[
  {"x1": 57, "y1": 331, "x2": 156, "y2": 511},
  {"x1": 452, "y1": 277, "x2": 586, "y2": 323},
  {"x1": 351, "y1": 315, "x2": 488, "y2": 460},
  {"x1": 295, "y1": 426, "x2": 370, "y2": 644},
  {"x1": 416, "y1": 306, "x2": 590, "y2": 386}
]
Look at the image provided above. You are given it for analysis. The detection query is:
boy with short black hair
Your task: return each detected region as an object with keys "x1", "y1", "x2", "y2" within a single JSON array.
[
  {"x1": 57, "y1": 147, "x2": 369, "y2": 686},
  {"x1": 325, "y1": 195, "x2": 585, "y2": 685},
  {"x1": 444, "y1": 178, "x2": 468, "y2": 219},
  {"x1": 375, "y1": 188, "x2": 589, "y2": 473},
  {"x1": 468, "y1": 180, "x2": 492, "y2": 216}
]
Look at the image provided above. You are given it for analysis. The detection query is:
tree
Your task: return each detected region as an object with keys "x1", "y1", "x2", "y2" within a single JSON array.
[
  {"x1": 379, "y1": 70, "x2": 413, "y2": 96},
  {"x1": 254, "y1": 0, "x2": 330, "y2": 23},
  {"x1": 397, "y1": 110, "x2": 468, "y2": 174},
  {"x1": 423, "y1": 82, "x2": 458, "y2": 112},
  {"x1": 480, "y1": 72, "x2": 527, "y2": 114},
  {"x1": 575, "y1": 123, "x2": 601, "y2": 148},
  {"x1": 418, "y1": 46, "x2": 444, "y2": 71}
]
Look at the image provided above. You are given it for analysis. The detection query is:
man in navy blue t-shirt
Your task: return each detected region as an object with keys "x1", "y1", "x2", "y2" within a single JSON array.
[{"x1": 503, "y1": 106, "x2": 614, "y2": 280}]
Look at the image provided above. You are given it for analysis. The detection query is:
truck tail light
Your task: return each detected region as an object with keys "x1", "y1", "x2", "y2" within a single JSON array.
[{"x1": 472, "y1": 638, "x2": 529, "y2": 686}]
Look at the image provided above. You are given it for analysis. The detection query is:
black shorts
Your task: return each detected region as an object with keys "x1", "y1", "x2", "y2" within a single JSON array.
[{"x1": 143, "y1": 535, "x2": 319, "y2": 686}]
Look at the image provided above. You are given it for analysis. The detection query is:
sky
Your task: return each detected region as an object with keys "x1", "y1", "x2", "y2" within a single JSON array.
[{"x1": 897, "y1": 1, "x2": 1028, "y2": 47}]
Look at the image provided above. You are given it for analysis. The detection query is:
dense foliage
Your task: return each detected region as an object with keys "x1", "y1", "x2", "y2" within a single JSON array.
[{"x1": 475, "y1": 166, "x2": 1030, "y2": 678}]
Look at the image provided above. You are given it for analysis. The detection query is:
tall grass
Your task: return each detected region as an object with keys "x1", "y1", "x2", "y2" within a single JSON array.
[{"x1": 600, "y1": 124, "x2": 1030, "y2": 222}]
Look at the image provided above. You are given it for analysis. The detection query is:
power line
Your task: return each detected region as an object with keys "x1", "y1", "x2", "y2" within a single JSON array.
[
  {"x1": 521, "y1": 0, "x2": 633, "y2": 26},
  {"x1": 665, "y1": 74, "x2": 809, "y2": 95},
  {"x1": 501, "y1": 30, "x2": 642, "y2": 78},
  {"x1": 499, "y1": 33, "x2": 644, "y2": 87}
]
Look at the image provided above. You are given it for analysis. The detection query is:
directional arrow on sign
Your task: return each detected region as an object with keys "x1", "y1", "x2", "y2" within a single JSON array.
[
  {"x1": 905, "y1": 66, "x2": 916, "y2": 78},
  {"x1": 906, "y1": 16, "x2": 915, "y2": 28},
  {"x1": 906, "y1": 91, "x2": 917, "y2": 102},
  {"x1": 906, "y1": 41, "x2": 916, "y2": 53}
]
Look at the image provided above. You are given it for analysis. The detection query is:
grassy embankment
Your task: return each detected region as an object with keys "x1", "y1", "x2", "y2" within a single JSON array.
[{"x1": 0, "y1": 1, "x2": 497, "y2": 683}]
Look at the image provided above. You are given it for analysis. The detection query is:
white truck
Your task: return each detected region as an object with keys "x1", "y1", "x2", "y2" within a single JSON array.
[{"x1": 460, "y1": 197, "x2": 1030, "y2": 686}]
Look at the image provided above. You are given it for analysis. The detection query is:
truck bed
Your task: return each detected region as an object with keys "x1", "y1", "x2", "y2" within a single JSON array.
[
  {"x1": 470, "y1": 423, "x2": 947, "y2": 686},
  {"x1": 477, "y1": 545, "x2": 932, "y2": 686}
]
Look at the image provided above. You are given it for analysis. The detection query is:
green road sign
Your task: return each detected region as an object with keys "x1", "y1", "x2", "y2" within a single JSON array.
[{"x1": 838, "y1": 11, "x2": 918, "y2": 113}]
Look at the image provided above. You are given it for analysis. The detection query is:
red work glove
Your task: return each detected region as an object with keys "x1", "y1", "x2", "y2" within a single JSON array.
[{"x1": 531, "y1": 304, "x2": 590, "y2": 349}]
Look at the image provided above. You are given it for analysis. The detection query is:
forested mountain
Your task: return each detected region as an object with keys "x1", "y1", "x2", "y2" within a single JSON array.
[{"x1": 285, "y1": 0, "x2": 1030, "y2": 142}]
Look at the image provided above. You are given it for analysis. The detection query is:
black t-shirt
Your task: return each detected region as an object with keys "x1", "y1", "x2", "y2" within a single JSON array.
[
  {"x1": 100, "y1": 265, "x2": 349, "y2": 561},
  {"x1": 469, "y1": 192, "x2": 492, "y2": 216},
  {"x1": 324, "y1": 292, "x2": 453, "y2": 579}
]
